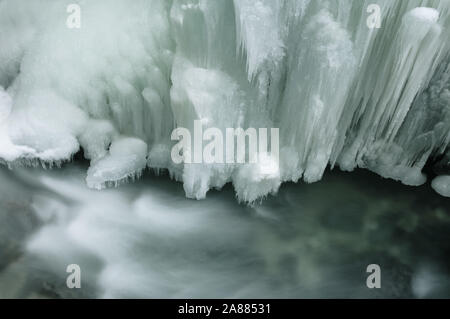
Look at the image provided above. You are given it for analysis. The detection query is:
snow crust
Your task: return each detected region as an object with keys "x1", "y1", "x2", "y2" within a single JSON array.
[{"x1": 1, "y1": 0, "x2": 450, "y2": 201}]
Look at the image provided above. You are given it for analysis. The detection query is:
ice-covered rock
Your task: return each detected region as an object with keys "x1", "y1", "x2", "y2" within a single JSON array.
[
  {"x1": 86, "y1": 137, "x2": 148, "y2": 190},
  {"x1": 432, "y1": 176, "x2": 450, "y2": 197}
]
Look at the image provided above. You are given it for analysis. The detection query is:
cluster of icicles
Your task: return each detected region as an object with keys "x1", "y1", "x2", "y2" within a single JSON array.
[{"x1": 0, "y1": 0, "x2": 449, "y2": 202}]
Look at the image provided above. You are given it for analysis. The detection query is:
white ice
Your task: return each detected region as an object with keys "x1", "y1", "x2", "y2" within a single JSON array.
[
  {"x1": 1, "y1": 0, "x2": 450, "y2": 201},
  {"x1": 432, "y1": 176, "x2": 450, "y2": 197}
]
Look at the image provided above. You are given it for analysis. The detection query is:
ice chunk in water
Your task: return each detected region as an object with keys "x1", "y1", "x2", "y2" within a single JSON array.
[
  {"x1": 86, "y1": 137, "x2": 148, "y2": 190},
  {"x1": 432, "y1": 176, "x2": 450, "y2": 197}
]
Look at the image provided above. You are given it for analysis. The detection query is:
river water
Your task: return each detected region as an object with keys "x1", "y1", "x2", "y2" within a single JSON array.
[{"x1": 0, "y1": 163, "x2": 449, "y2": 298}]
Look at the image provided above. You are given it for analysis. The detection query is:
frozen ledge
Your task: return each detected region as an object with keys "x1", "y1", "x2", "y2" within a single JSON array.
[{"x1": 0, "y1": 1, "x2": 449, "y2": 202}]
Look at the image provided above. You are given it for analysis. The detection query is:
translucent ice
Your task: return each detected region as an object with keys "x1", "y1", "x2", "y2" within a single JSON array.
[{"x1": 1, "y1": 0, "x2": 450, "y2": 201}]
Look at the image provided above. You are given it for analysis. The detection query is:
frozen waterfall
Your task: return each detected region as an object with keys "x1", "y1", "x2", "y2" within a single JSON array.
[{"x1": 1, "y1": 0, "x2": 450, "y2": 202}]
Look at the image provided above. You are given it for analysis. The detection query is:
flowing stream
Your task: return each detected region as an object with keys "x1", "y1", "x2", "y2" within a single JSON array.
[{"x1": 0, "y1": 164, "x2": 449, "y2": 298}]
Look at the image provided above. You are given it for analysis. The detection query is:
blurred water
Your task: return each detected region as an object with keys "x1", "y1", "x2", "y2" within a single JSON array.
[{"x1": 0, "y1": 163, "x2": 449, "y2": 298}]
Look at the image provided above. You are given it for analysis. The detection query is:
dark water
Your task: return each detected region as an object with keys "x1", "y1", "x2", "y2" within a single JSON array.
[{"x1": 0, "y1": 163, "x2": 449, "y2": 298}]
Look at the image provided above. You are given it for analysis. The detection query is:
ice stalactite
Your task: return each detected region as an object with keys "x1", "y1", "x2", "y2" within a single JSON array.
[
  {"x1": 0, "y1": 0, "x2": 449, "y2": 202},
  {"x1": 337, "y1": 5, "x2": 448, "y2": 186}
]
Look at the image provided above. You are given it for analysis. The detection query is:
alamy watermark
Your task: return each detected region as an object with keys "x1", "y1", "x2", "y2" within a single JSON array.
[
  {"x1": 171, "y1": 120, "x2": 279, "y2": 165},
  {"x1": 66, "y1": 4, "x2": 81, "y2": 29},
  {"x1": 66, "y1": 264, "x2": 81, "y2": 289},
  {"x1": 366, "y1": 264, "x2": 381, "y2": 289},
  {"x1": 367, "y1": 4, "x2": 382, "y2": 29}
]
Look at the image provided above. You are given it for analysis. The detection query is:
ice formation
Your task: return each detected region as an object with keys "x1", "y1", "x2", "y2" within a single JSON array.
[{"x1": 1, "y1": 0, "x2": 450, "y2": 202}]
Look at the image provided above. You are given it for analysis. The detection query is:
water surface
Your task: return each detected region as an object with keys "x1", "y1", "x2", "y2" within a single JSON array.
[{"x1": 0, "y1": 164, "x2": 449, "y2": 298}]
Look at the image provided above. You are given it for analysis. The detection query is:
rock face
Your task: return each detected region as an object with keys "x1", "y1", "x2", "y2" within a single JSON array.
[{"x1": 0, "y1": 0, "x2": 450, "y2": 201}]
